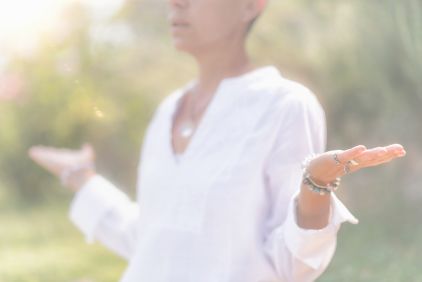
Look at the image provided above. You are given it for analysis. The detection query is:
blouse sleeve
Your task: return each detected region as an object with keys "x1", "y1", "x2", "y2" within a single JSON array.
[
  {"x1": 67, "y1": 101, "x2": 165, "y2": 261},
  {"x1": 262, "y1": 89, "x2": 359, "y2": 281},
  {"x1": 68, "y1": 174, "x2": 140, "y2": 261}
]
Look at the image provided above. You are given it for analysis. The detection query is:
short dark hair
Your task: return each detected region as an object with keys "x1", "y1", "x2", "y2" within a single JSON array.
[{"x1": 245, "y1": 15, "x2": 260, "y2": 37}]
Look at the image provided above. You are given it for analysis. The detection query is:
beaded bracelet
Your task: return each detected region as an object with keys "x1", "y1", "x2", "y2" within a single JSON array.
[{"x1": 301, "y1": 153, "x2": 341, "y2": 195}]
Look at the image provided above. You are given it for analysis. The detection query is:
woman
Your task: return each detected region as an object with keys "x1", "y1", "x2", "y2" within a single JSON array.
[{"x1": 28, "y1": 0, "x2": 406, "y2": 281}]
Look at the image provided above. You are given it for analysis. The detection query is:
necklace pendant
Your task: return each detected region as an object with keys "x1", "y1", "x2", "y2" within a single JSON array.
[{"x1": 180, "y1": 121, "x2": 194, "y2": 138}]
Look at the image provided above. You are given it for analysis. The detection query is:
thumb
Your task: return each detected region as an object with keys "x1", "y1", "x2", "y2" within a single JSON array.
[{"x1": 82, "y1": 143, "x2": 95, "y2": 160}]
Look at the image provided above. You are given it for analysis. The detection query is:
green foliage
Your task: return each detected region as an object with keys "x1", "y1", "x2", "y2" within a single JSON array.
[
  {"x1": 0, "y1": 3, "x2": 165, "y2": 203},
  {"x1": 249, "y1": 0, "x2": 421, "y2": 211}
]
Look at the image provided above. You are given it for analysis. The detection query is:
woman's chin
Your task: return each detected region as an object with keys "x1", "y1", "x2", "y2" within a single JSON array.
[{"x1": 171, "y1": 39, "x2": 193, "y2": 53}]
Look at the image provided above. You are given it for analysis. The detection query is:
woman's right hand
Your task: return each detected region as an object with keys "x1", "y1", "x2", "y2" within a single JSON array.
[
  {"x1": 28, "y1": 143, "x2": 96, "y2": 192},
  {"x1": 306, "y1": 144, "x2": 406, "y2": 186}
]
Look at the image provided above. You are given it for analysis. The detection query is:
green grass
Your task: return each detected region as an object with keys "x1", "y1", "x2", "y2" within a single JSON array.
[
  {"x1": 1, "y1": 188, "x2": 421, "y2": 282},
  {"x1": 320, "y1": 215, "x2": 422, "y2": 281},
  {"x1": 0, "y1": 191, "x2": 126, "y2": 282}
]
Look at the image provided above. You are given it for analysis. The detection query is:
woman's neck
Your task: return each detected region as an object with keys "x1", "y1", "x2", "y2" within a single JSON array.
[{"x1": 191, "y1": 42, "x2": 255, "y2": 97}]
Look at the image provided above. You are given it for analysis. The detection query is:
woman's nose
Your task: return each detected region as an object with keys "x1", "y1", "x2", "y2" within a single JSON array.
[{"x1": 168, "y1": 0, "x2": 189, "y2": 8}]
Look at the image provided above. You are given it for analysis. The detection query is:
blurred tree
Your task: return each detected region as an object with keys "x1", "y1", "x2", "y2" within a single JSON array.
[
  {"x1": 0, "y1": 2, "x2": 157, "y2": 203},
  {"x1": 247, "y1": 0, "x2": 421, "y2": 215}
]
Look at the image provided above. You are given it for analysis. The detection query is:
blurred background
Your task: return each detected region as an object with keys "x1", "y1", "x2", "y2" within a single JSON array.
[{"x1": 0, "y1": 0, "x2": 421, "y2": 281}]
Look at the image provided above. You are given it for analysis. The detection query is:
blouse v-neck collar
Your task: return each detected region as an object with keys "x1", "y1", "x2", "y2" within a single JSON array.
[{"x1": 166, "y1": 65, "x2": 282, "y2": 166}]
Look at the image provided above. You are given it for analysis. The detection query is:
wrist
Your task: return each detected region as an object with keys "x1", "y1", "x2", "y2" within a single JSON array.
[
  {"x1": 297, "y1": 186, "x2": 331, "y2": 228},
  {"x1": 60, "y1": 163, "x2": 96, "y2": 192},
  {"x1": 68, "y1": 169, "x2": 96, "y2": 193},
  {"x1": 301, "y1": 154, "x2": 341, "y2": 195}
]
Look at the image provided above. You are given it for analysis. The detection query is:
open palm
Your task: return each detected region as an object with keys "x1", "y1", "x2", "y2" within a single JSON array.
[
  {"x1": 308, "y1": 144, "x2": 406, "y2": 185},
  {"x1": 28, "y1": 143, "x2": 95, "y2": 188}
]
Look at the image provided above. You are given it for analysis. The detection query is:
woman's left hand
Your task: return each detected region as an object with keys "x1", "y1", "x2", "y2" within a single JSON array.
[{"x1": 307, "y1": 144, "x2": 406, "y2": 186}]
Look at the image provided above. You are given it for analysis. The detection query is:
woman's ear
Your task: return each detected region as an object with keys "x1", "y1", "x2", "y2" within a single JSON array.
[
  {"x1": 257, "y1": 0, "x2": 267, "y2": 10},
  {"x1": 242, "y1": 0, "x2": 267, "y2": 23}
]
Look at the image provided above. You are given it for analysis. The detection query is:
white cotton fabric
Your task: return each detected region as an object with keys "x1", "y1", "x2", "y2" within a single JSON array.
[{"x1": 69, "y1": 65, "x2": 359, "y2": 282}]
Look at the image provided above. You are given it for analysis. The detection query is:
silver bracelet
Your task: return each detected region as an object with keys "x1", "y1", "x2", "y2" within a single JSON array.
[{"x1": 301, "y1": 153, "x2": 341, "y2": 195}]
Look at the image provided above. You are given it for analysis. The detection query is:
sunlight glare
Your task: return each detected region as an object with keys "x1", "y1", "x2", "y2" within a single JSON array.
[
  {"x1": 0, "y1": 0, "x2": 70, "y2": 55},
  {"x1": 0, "y1": 0, "x2": 125, "y2": 57}
]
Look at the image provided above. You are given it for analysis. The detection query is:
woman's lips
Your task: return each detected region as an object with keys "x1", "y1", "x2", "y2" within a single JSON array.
[
  {"x1": 170, "y1": 18, "x2": 190, "y2": 27},
  {"x1": 170, "y1": 22, "x2": 190, "y2": 33},
  {"x1": 172, "y1": 23, "x2": 189, "y2": 27}
]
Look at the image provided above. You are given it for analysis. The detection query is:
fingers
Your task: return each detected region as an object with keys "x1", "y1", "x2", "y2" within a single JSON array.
[
  {"x1": 27, "y1": 143, "x2": 95, "y2": 175},
  {"x1": 29, "y1": 145, "x2": 60, "y2": 157},
  {"x1": 337, "y1": 145, "x2": 366, "y2": 164},
  {"x1": 351, "y1": 144, "x2": 406, "y2": 169},
  {"x1": 28, "y1": 146, "x2": 49, "y2": 161},
  {"x1": 332, "y1": 144, "x2": 406, "y2": 176},
  {"x1": 29, "y1": 146, "x2": 61, "y2": 163},
  {"x1": 27, "y1": 147, "x2": 62, "y2": 176},
  {"x1": 82, "y1": 143, "x2": 95, "y2": 159},
  {"x1": 384, "y1": 143, "x2": 406, "y2": 156},
  {"x1": 303, "y1": 143, "x2": 405, "y2": 184},
  {"x1": 365, "y1": 155, "x2": 397, "y2": 168},
  {"x1": 355, "y1": 147, "x2": 386, "y2": 163},
  {"x1": 29, "y1": 143, "x2": 94, "y2": 158}
]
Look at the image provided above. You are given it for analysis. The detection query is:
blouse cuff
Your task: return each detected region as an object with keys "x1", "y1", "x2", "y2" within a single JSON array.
[
  {"x1": 282, "y1": 189, "x2": 359, "y2": 270},
  {"x1": 68, "y1": 174, "x2": 132, "y2": 244}
]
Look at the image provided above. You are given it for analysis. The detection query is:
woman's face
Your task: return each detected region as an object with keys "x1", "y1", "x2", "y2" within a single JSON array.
[{"x1": 167, "y1": 0, "x2": 258, "y2": 55}]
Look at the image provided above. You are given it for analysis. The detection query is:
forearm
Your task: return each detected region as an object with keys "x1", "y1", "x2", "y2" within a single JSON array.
[
  {"x1": 296, "y1": 183, "x2": 330, "y2": 229},
  {"x1": 264, "y1": 184, "x2": 356, "y2": 280}
]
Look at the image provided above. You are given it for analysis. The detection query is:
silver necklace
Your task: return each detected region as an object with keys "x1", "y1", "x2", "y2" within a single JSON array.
[
  {"x1": 179, "y1": 119, "x2": 195, "y2": 138},
  {"x1": 178, "y1": 90, "x2": 197, "y2": 139}
]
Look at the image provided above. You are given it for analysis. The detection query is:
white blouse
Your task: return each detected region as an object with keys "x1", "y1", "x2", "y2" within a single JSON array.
[{"x1": 69, "y1": 65, "x2": 359, "y2": 282}]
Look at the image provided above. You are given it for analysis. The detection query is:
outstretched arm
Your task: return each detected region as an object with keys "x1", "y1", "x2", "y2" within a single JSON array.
[
  {"x1": 28, "y1": 144, "x2": 141, "y2": 260},
  {"x1": 261, "y1": 89, "x2": 406, "y2": 281},
  {"x1": 297, "y1": 144, "x2": 406, "y2": 229}
]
